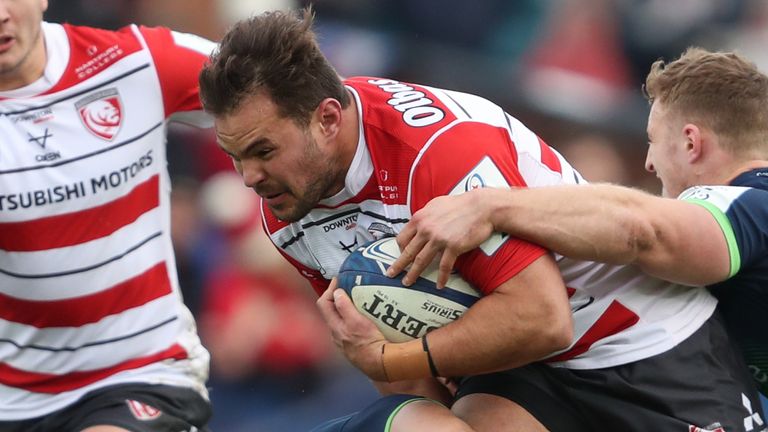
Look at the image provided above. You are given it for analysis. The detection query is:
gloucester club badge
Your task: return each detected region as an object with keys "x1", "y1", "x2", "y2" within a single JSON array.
[{"x1": 75, "y1": 88, "x2": 123, "y2": 140}]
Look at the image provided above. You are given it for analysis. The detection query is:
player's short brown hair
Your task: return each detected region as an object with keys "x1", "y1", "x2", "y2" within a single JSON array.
[
  {"x1": 198, "y1": 7, "x2": 349, "y2": 126},
  {"x1": 644, "y1": 47, "x2": 768, "y2": 156}
]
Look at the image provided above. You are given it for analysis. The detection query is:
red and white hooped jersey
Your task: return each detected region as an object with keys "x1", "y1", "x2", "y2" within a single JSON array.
[
  {"x1": 263, "y1": 77, "x2": 717, "y2": 371},
  {"x1": 0, "y1": 22, "x2": 213, "y2": 419}
]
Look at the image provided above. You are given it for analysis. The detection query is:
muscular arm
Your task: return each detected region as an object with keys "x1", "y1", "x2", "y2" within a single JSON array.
[
  {"x1": 487, "y1": 185, "x2": 730, "y2": 285},
  {"x1": 425, "y1": 253, "x2": 572, "y2": 377},
  {"x1": 391, "y1": 184, "x2": 731, "y2": 287},
  {"x1": 321, "y1": 253, "x2": 573, "y2": 382}
]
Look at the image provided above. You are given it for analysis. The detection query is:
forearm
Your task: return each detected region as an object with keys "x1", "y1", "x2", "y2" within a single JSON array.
[
  {"x1": 381, "y1": 255, "x2": 572, "y2": 380},
  {"x1": 480, "y1": 185, "x2": 655, "y2": 266},
  {"x1": 480, "y1": 184, "x2": 730, "y2": 285},
  {"x1": 428, "y1": 287, "x2": 571, "y2": 376}
]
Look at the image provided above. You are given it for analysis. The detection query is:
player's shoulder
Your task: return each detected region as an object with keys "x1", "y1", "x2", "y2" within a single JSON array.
[
  {"x1": 45, "y1": 23, "x2": 147, "y2": 90},
  {"x1": 62, "y1": 22, "x2": 143, "y2": 49},
  {"x1": 678, "y1": 184, "x2": 758, "y2": 208},
  {"x1": 60, "y1": 22, "x2": 144, "y2": 62},
  {"x1": 64, "y1": 23, "x2": 213, "y2": 58},
  {"x1": 345, "y1": 76, "x2": 458, "y2": 141}
]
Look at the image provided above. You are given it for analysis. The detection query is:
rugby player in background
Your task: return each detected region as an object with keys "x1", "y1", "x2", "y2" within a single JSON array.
[{"x1": 0, "y1": 0, "x2": 215, "y2": 430}]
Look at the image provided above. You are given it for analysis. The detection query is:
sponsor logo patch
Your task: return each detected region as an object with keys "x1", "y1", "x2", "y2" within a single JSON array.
[
  {"x1": 11, "y1": 107, "x2": 54, "y2": 124},
  {"x1": 742, "y1": 392, "x2": 765, "y2": 431},
  {"x1": 368, "y1": 222, "x2": 395, "y2": 240}
]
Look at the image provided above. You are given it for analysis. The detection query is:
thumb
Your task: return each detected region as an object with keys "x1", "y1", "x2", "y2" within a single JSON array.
[
  {"x1": 332, "y1": 288, "x2": 358, "y2": 319},
  {"x1": 333, "y1": 289, "x2": 376, "y2": 329}
]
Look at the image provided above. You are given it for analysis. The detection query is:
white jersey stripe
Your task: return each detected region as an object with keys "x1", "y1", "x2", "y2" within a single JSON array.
[
  {"x1": 0, "y1": 122, "x2": 162, "y2": 176},
  {"x1": 3, "y1": 308, "x2": 181, "y2": 373},
  {"x1": 0, "y1": 238, "x2": 167, "y2": 300},
  {"x1": 0, "y1": 299, "x2": 180, "y2": 359}
]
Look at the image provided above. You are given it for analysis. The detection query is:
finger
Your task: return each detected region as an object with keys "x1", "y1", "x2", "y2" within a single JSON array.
[
  {"x1": 387, "y1": 234, "x2": 428, "y2": 278},
  {"x1": 332, "y1": 289, "x2": 368, "y2": 326},
  {"x1": 402, "y1": 241, "x2": 439, "y2": 286},
  {"x1": 317, "y1": 281, "x2": 342, "y2": 328},
  {"x1": 436, "y1": 251, "x2": 458, "y2": 289},
  {"x1": 395, "y1": 223, "x2": 416, "y2": 251}
]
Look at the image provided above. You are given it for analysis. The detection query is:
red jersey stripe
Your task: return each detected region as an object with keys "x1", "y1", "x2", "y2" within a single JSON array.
[
  {"x1": 0, "y1": 175, "x2": 159, "y2": 252},
  {"x1": 0, "y1": 262, "x2": 171, "y2": 327},
  {"x1": 538, "y1": 137, "x2": 562, "y2": 174},
  {"x1": 547, "y1": 300, "x2": 639, "y2": 362},
  {"x1": 0, "y1": 343, "x2": 188, "y2": 393}
]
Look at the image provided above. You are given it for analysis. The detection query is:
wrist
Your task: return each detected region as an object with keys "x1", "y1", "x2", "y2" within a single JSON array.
[
  {"x1": 480, "y1": 187, "x2": 505, "y2": 231},
  {"x1": 381, "y1": 338, "x2": 433, "y2": 382}
]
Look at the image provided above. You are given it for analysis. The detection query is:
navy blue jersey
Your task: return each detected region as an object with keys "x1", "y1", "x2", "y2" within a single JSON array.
[{"x1": 680, "y1": 168, "x2": 768, "y2": 395}]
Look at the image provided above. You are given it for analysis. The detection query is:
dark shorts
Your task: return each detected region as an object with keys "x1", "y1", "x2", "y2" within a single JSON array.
[
  {"x1": 457, "y1": 312, "x2": 766, "y2": 432},
  {"x1": 0, "y1": 383, "x2": 212, "y2": 432}
]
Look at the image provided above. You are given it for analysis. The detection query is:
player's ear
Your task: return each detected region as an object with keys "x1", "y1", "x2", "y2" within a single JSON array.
[
  {"x1": 682, "y1": 123, "x2": 703, "y2": 163},
  {"x1": 315, "y1": 97, "x2": 343, "y2": 139}
]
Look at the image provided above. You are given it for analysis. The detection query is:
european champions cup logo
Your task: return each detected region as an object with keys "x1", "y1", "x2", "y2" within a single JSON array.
[{"x1": 465, "y1": 173, "x2": 485, "y2": 191}]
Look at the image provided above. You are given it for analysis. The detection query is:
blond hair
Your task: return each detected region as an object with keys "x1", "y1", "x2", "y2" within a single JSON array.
[{"x1": 644, "y1": 47, "x2": 768, "y2": 156}]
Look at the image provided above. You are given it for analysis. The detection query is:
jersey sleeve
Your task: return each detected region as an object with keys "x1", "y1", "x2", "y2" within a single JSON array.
[
  {"x1": 679, "y1": 185, "x2": 768, "y2": 278},
  {"x1": 136, "y1": 26, "x2": 216, "y2": 122},
  {"x1": 409, "y1": 121, "x2": 548, "y2": 295}
]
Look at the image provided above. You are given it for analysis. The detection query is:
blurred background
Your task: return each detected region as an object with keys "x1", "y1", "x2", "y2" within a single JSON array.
[{"x1": 48, "y1": 0, "x2": 768, "y2": 430}]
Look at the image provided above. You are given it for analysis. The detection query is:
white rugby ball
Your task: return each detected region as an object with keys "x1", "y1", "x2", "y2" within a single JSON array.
[{"x1": 337, "y1": 237, "x2": 481, "y2": 343}]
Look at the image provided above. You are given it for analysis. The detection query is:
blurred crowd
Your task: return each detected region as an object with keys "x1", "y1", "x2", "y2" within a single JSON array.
[{"x1": 47, "y1": 0, "x2": 768, "y2": 430}]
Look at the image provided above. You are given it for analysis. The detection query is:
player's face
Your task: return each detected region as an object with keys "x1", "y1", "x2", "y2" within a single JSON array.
[
  {"x1": 645, "y1": 101, "x2": 692, "y2": 197},
  {"x1": 215, "y1": 92, "x2": 346, "y2": 222},
  {"x1": 0, "y1": 0, "x2": 48, "y2": 90}
]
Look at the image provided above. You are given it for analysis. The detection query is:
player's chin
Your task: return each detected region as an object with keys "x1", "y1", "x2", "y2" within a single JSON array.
[
  {"x1": 268, "y1": 200, "x2": 312, "y2": 223},
  {"x1": 266, "y1": 204, "x2": 293, "y2": 221}
]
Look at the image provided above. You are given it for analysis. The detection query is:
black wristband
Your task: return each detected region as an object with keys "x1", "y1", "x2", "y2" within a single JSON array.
[
  {"x1": 381, "y1": 344, "x2": 390, "y2": 382},
  {"x1": 422, "y1": 334, "x2": 440, "y2": 377}
]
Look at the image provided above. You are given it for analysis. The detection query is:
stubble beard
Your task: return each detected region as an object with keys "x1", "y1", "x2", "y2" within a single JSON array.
[{"x1": 273, "y1": 136, "x2": 345, "y2": 223}]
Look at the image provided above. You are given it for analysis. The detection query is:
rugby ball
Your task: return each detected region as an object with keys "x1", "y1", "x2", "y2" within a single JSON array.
[{"x1": 337, "y1": 237, "x2": 481, "y2": 343}]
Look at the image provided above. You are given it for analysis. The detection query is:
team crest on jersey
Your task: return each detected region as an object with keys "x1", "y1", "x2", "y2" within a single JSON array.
[
  {"x1": 125, "y1": 399, "x2": 162, "y2": 421},
  {"x1": 75, "y1": 88, "x2": 123, "y2": 140}
]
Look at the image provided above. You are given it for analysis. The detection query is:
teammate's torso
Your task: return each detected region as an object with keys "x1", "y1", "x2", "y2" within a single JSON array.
[
  {"x1": 264, "y1": 77, "x2": 717, "y2": 370},
  {"x1": 0, "y1": 23, "x2": 209, "y2": 420}
]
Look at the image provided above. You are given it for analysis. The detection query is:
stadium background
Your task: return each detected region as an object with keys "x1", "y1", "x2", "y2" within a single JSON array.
[{"x1": 48, "y1": 0, "x2": 768, "y2": 430}]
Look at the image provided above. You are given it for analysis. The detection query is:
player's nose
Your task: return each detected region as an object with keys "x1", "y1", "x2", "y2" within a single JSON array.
[
  {"x1": 240, "y1": 159, "x2": 267, "y2": 188},
  {"x1": 0, "y1": 5, "x2": 10, "y2": 23},
  {"x1": 644, "y1": 152, "x2": 655, "y2": 173}
]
